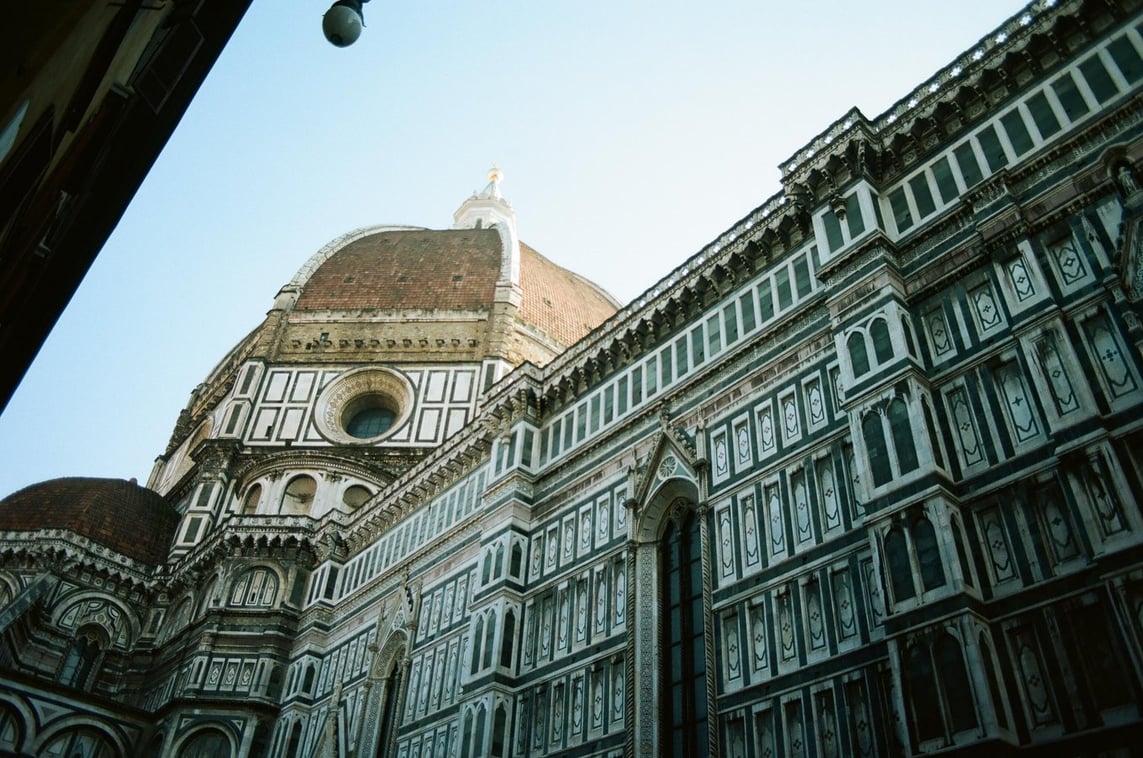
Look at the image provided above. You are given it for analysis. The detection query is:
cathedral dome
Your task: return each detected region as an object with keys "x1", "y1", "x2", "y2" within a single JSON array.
[
  {"x1": 280, "y1": 226, "x2": 619, "y2": 356},
  {"x1": 0, "y1": 478, "x2": 178, "y2": 566}
]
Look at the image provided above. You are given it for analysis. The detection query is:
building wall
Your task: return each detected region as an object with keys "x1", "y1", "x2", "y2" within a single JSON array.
[{"x1": 2, "y1": 1, "x2": 1143, "y2": 756}]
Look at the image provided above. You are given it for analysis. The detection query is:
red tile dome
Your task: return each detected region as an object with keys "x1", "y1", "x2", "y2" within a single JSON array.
[{"x1": 0, "y1": 478, "x2": 178, "y2": 566}]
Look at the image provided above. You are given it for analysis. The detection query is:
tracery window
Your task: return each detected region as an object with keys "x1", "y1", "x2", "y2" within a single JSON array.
[
  {"x1": 861, "y1": 395, "x2": 921, "y2": 490},
  {"x1": 228, "y1": 567, "x2": 279, "y2": 607},
  {"x1": 660, "y1": 512, "x2": 708, "y2": 757}
]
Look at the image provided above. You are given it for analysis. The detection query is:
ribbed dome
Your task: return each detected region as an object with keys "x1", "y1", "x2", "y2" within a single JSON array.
[
  {"x1": 0, "y1": 478, "x2": 178, "y2": 566},
  {"x1": 295, "y1": 229, "x2": 503, "y2": 312},
  {"x1": 289, "y1": 227, "x2": 620, "y2": 350}
]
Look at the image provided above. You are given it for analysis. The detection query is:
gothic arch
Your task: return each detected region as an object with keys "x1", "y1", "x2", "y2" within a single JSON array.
[
  {"x1": 51, "y1": 592, "x2": 138, "y2": 651},
  {"x1": 629, "y1": 475, "x2": 716, "y2": 756},
  {"x1": 358, "y1": 627, "x2": 411, "y2": 758}
]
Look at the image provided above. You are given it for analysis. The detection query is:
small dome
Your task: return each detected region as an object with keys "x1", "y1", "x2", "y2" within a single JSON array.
[{"x1": 0, "y1": 478, "x2": 178, "y2": 565}]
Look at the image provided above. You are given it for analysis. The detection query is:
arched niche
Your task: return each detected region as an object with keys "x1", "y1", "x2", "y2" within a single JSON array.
[
  {"x1": 358, "y1": 627, "x2": 411, "y2": 758},
  {"x1": 629, "y1": 475, "x2": 713, "y2": 756}
]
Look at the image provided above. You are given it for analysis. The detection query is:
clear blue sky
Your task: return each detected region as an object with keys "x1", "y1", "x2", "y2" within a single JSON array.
[{"x1": 0, "y1": 1, "x2": 1030, "y2": 497}]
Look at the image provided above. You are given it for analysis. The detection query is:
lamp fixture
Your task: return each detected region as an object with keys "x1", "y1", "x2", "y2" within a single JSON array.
[{"x1": 323, "y1": 0, "x2": 370, "y2": 47}]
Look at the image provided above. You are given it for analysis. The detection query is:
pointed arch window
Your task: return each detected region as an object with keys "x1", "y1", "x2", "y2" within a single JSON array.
[
  {"x1": 500, "y1": 610, "x2": 516, "y2": 668},
  {"x1": 905, "y1": 645, "x2": 942, "y2": 742},
  {"x1": 377, "y1": 658, "x2": 405, "y2": 758},
  {"x1": 912, "y1": 517, "x2": 946, "y2": 591},
  {"x1": 979, "y1": 632, "x2": 1010, "y2": 730},
  {"x1": 660, "y1": 512, "x2": 708, "y2": 757},
  {"x1": 847, "y1": 332, "x2": 870, "y2": 377},
  {"x1": 471, "y1": 617, "x2": 485, "y2": 675},
  {"x1": 951, "y1": 516, "x2": 975, "y2": 588},
  {"x1": 884, "y1": 526, "x2": 916, "y2": 602},
  {"x1": 901, "y1": 315, "x2": 918, "y2": 357},
  {"x1": 285, "y1": 721, "x2": 303, "y2": 758},
  {"x1": 935, "y1": 634, "x2": 978, "y2": 732},
  {"x1": 482, "y1": 610, "x2": 497, "y2": 670},
  {"x1": 888, "y1": 399, "x2": 919, "y2": 473},
  {"x1": 491, "y1": 704, "x2": 508, "y2": 757},
  {"x1": 862, "y1": 412, "x2": 892, "y2": 487},
  {"x1": 904, "y1": 633, "x2": 980, "y2": 745},
  {"x1": 871, "y1": 318, "x2": 893, "y2": 364}
]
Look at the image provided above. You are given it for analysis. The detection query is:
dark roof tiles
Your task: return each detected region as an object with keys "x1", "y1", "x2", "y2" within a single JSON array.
[{"x1": 0, "y1": 478, "x2": 178, "y2": 565}]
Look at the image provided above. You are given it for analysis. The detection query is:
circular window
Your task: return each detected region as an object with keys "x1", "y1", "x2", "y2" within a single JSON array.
[
  {"x1": 343, "y1": 397, "x2": 398, "y2": 439},
  {"x1": 313, "y1": 367, "x2": 413, "y2": 444}
]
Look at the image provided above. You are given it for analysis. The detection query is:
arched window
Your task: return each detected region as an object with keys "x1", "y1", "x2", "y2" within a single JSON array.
[
  {"x1": 979, "y1": 632, "x2": 1009, "y2": 730},
  {"x1": 901, "y1": 315, "x2": 918, "y2": 357},
  {"x1": 282, "y1": 475, "x2": 317, "y2": 515},
  {"x1": 906, "y1": 645, "x2": 942, "y2": 743},
  {"x1": 922, "y1": 401, "x2": 944, "y2": 469},
  {"x1": 285, "y1": 721, "x2": 302, "y2": 758},
  {"x1": 164, "y1": 597, "x2": 193, "y2": 644},
  {"x1": 509, "y1": 543, "x2": 523, "y2": 577},
  {"x1": 912, "y1": 517, "x2": 946, "y2": 591},
  {"x1": 482, "y1": 554, "x2": 492, "y2": 585},
  {"x1": 58, "y1": 626, "x2": 104, "y2": 688},
  {"x1": 491, "y1": 705, "x2": 508, "y2": 757},
  {"x1": 847, "y1": 332, "x2": 870, "y2": 376},
  {"x1": 342, "y1": 485, "x2": 372, "y2": 510},
  {"x1": 500, "y1": 610, "x2": 516, "y2": 668},
  {"x1": 241, "y1": 484, "x2": 262, "y2": 515},
  {"x1": 301, "y1": 663, "x2": 315, "y2": 693},
  {"x1": 951, "y1": 516, "x2": 974, "y2": 588},
  {"x1": 884, "y1": 526, "x2": 915, "y2": 602},
  {"x1": 871, "y1": 318, "x2": 893, "y2": 364},
  {"x1": 179, "y1": 728, "x2": 231, "y2": 758},
  {"x1": 473, "y1": 703, "x2": 488, "y2": 757},
  {"x1": 377, "y1": 658, "x2": 404, "y2": 758},
  {"x1": 660, "y1": 512, "x2": 708, "y2": 757},
  {"x1": 41, "y1": 727, "x2": 116, "y2": 758},
  {"x1": 471, "y1": 617, "x2": 485, "y2": 674},
  {"x1": 888, "y1": 398, "x2": 919, "y2": 474},
  {"x1": 229, "y1": 567, "x2": 279, "y2": 607},
  {"x1": 482, "y1": 610, "x2": 497, "y2": 670},
  {"x1": 862, "y1": 412, "x2": 891, "y2": 487},
  {"x1": 935, "y1": 634, "x2": 978, "y2": 732},
  {"x1": 460, "y1": 710, "x2": 474, "y2": 758},
  {"x1": 493, "y1": 544, "x2": 504, "y2": 580}
]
